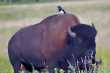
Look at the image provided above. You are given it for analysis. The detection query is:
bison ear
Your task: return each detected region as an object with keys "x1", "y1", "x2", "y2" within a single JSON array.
[
  {"x1": 68, "y1": 27, "x2": 76, "y2": 37},
  {"x1": 91, "y1": 23, "x2": 95, "y2": 28}
]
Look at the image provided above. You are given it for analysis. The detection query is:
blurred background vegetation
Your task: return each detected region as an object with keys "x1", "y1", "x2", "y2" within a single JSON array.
[
  {"x1": 0, "y1": 0, "x2": 103, "y2": 4},
  {"x1": 0, "y1": 0, "x2": 78, "y2": 4},
  {"x1": 0, "y1": 0, "x2": 110, "y2": 73}
]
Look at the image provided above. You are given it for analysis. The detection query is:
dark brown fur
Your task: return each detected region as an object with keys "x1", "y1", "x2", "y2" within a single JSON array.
[
  {"x1": 8, "y1": 14, "x2": 80, "y2": 73},
  {"x1": 8, "y1": 14, "x2": 97, "y2": 73}
]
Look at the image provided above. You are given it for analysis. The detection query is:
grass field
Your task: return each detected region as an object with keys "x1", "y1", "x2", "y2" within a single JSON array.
[{"x1": 0, "y1": 0, "x2": 110, "y2": 73}]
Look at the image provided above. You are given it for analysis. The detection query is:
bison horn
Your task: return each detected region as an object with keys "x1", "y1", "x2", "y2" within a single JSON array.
[{"x1": 68, "y1": 27, "x2": 76, "y2": 37}]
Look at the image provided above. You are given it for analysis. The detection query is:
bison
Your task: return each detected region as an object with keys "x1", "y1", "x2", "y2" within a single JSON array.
[{"x1": 8, "y1": 14, "x2": 97, "y2": 73}]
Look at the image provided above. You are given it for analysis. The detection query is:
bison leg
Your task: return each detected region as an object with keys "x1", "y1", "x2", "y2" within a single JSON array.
[
  {"x1": 48, "y1": 68, "x2": 55, "y2": 73},
  {"x1": 57, "y1": 59, "x2": 69, "y2": 73},
  {"x1": 21, "y1": 62, "x2": 33, "y2": 73},
  {"x1": 34, "y1": 66, "x2": 50, "y2": 73},
  {"x1": 47, "y1": 64, "x2": 60, "y2": 73},
  {"x1": 11, "y1": 62, "x2": 21, "y2": 73}
]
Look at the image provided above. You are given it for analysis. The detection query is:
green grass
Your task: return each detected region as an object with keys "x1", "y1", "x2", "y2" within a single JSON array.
[
  {"x1": 0, "y1": 27, "x2": 16, "y2": 73},
  {"x1": 0, "y1": 56, "x2": 13, "y2": 73},
  {"x1": 96, "y1": 44, "x2": 110, "y2": 66},
  {"x1": 0, "y1": 0, "x2": 110, "y2": 73}
]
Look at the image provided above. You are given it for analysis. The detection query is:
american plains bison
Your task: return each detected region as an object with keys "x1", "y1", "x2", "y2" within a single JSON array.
[{"x1": 8, "y1": 13, "x2": 97, "y2": 73}]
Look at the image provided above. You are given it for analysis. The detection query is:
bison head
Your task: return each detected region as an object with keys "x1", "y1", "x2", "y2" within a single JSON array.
[{"x1": 67, "y1": 23, "x2": 97, "y2": 71}]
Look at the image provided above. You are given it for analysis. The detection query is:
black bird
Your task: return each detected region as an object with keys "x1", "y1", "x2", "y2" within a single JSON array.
[{"x1": 57, "y1": 5, "x2": 66, "y2": 14}]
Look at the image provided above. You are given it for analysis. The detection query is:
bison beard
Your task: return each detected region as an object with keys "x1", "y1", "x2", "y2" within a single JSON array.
[{"x1": 8, "y1": 14, "x2": 97, "y2": 73}]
